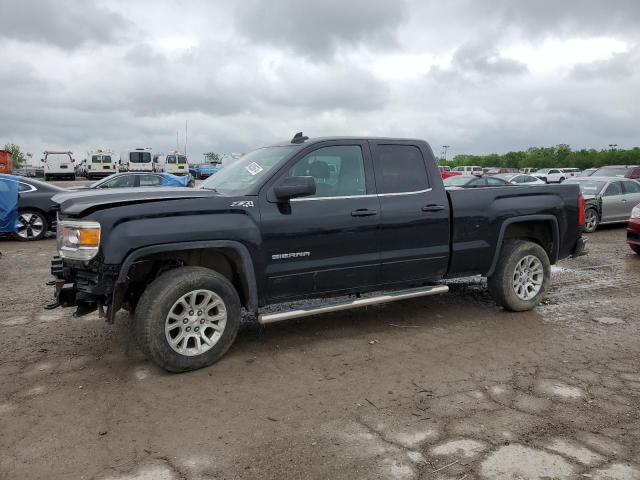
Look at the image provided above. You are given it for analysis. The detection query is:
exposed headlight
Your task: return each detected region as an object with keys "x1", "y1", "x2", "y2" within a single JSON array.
[
  {"x1": 632, "y1": 205, "x2": 640, "y2": 219},
  {"x1": 57, "y1": 220, "x2": 101, "y2": 260}
]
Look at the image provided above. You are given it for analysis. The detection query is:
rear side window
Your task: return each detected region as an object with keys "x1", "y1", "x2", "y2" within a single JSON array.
[
  {"x1": 373, "y1": 145, "x2": 429, "y2": 194},
  {"x1": 622, "y1": 181, "x2": 640, "y2": 193}
]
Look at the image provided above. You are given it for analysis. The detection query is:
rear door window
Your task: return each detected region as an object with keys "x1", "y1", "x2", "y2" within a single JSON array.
[
  {"x1": 139, "y1": 174, "x2": 163, "y2": 187},
  {"x1": 373, "y1": 144, "x2": 429, "y2": 194},
  {"x1": 622, "y1": 181, "x2": 640, "y2": 194}
]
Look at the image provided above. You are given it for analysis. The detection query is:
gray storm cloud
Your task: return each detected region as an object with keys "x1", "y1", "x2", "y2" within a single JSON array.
[{"x1": 0, "y1": 0, "x2": 638, "y2": 159}]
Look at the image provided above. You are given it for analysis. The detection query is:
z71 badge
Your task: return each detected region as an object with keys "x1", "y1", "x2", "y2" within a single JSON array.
[{"x1": 230, "y1": 201, "x2": 254, "y2": 207}]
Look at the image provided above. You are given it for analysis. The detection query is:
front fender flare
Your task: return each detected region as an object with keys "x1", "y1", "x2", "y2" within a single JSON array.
[{"x1": 116, "y1": 240, "x2": 259, "y2": 313}]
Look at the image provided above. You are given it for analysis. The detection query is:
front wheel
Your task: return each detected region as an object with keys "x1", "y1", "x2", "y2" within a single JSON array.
[
  {"x1": 13, "y1": 210, "x2": 48, "y2": 241},
  {"x1": 559, "y1": 177, "x2": 566, "y2": 183},
  {"x1": 488, "y1": 240, "x2": 551, "y2": 311},
  {"x1": 133, "y1": 267, "x2": 241, "y2": 372},
  {"x1": 584, "y1": 208, "x2": 599, "y2": 233},
  {"x1": 630, "y1": 244, "x2": 640, "y2": 255}
]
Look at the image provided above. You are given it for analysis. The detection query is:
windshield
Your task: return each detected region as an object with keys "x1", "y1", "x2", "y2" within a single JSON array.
[
  {"x1": 130, "y1": 152, "x2": 151, "y2": 163},
  {"x1": 535, "y1": 168, "x2": 550, "y2": 173},
  {"x1": 566, "y1": 179, "x2": 607, "y2": 195},
  {"x1": 592, "y1": 166, "x2": 629, "y2": 177},
  {"x1": 91, "y1": 155, "x2": 111, "y2": 163},
  {"x1": 200, "y1": 146, "x2": 297, "y2": 195},
  {"x1": 443, "y1": 175, "x2": 471, "y2": 186}
]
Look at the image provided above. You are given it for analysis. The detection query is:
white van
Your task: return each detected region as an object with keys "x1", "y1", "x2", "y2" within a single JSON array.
[
  {"x1": 86, "y1": 150, "x2": 119, "y2": 179},
  {"x1": 452, "y1": 165, "x2": 483, "y2": 176},
  {"x1": 121, "y1": 148, "x2": 154, "y2": 172},
  {"x1": 42, "y1": 151, "x2": 75, "y2": 180},
  {"x1": 154, "y1": 151, "x2": 189, "y2": 175}
]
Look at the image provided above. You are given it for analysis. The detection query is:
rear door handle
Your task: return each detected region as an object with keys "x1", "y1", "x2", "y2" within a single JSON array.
[
  {"x1": 351, "y1": 208, "x2": 378, "y2": 217},
  {"x1": 422, "y1": 204, "x2": 445, "y2": 212}
]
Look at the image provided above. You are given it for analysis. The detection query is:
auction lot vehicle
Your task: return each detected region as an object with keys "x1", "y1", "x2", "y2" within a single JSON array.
[
  {"x1": 438, "y1": 165, "x2": 461, "y2": 179},
  {"x1": 532, "y1": 168, "x2": 565, "y2": 183},
  {"x1": 49, "y1": 135, "x2": 587, "y2": 372},
  {"x1": 443, "y1": 175, "x2": 511, "y2": 188},
  {"x1": 189, "y1": 162, "x2": 219, "y2": 179},
  {"x1": 452, "y1": 165, "x2": 482, "y2": 176},
  {"x1": 494, "y1": 173, "x2": 546, "y2": 185},
  {"x1": 13, "y1": 177, "x2": 65, "y2": 241},
  {"x1": 627, "y1": 204, "x2": 640, "y2": 254},
  {"x1": 42, "y1": 151, "x2": 75, "y2": 180},
  {"x1": 0, "y1": 150, "x2": 12, "y2": 174},
  {"x1": 120, "y1": 148, "x2": 154, "y2": 173},
  {"x1": 70, "y1": 172, "x2": 194, "y2": 190},
  {"x1": 155, "y1": 152, "x2": 189, "y2": 175},
  {"x1": 591, "y1": 165, "x2": 640, "y2": 178},
  {"x1": 565, "y1": 177, "x2": 640, "y2": 233},
  {"x1": 86, "y1": 150, "x2": 118, "y2": 179}
]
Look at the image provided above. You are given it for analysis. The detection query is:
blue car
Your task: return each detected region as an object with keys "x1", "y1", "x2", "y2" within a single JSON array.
[
  {"x1": 0, "y1": 174, "x2": 19, "y2": 235},
  {"x1": 189, "y1": 163, "x2": 219, "y2": 179}
]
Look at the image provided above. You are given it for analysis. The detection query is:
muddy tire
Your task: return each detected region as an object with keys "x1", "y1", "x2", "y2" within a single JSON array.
[
  {"x1": 133, "y1": 266, "x2": 241, "y2": 372},
  {"x1": 584, "y1": 208, "x2": 599, "y2": 233},
  {"x1": 630, "y1": 244, "x2": 640, "y2": 255},
  {"x1": 488, "y1": 240, "x2": 551, "y2": 312}
]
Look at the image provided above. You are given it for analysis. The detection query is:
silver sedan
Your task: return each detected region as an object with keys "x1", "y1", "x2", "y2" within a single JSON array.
[{"x1": 564, "y1": 176, "x2": 640, "y2": 232}]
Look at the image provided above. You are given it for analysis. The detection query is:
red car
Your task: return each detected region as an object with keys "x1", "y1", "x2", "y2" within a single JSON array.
[
  {"x1": 627, "y1": 203, "x2": 640, "y2": 255},
  {"x1": 439, "y1": 165, "x2": 462, "y2": 179}
]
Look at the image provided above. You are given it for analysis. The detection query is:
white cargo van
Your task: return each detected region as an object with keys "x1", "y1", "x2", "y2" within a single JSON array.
[
  {"x1": 86, "y1": 150, "x2": 119, "y2": 179},
  {"x1": 452, "y1": 165, "x2": 483, "y2": 176},
  {"x1": 154, "y1": 151, "x2": 189, "y2": 175},
  {"x1": 121, "y1": 148, "x2": 154, "y2": 172},
  {"x1": 42, "y1": 151, "x2": 75, "y2": 180}
]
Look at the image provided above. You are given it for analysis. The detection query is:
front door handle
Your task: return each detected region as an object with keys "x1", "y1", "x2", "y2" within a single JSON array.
[
  {"x1": 351, "y1": 208, "x2": 378, "y2": 217},
  {"x1": 422, "y1": 204, "x2": 445, "y2": 212}
]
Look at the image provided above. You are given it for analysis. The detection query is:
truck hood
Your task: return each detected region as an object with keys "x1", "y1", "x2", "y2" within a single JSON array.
[{"x1": 53, "y1": 187, "x2": 219, "y2": 216}]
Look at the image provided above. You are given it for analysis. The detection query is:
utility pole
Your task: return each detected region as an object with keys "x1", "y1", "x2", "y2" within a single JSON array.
[
  {"x1": 185, "y1": 120, "x2": 188, "y2": 155},
  {"x1": 442, "y1": 145, "x2": 450, "y2": 161}
]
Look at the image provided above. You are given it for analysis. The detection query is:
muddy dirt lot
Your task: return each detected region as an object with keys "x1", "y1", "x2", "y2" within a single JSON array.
[{"x1": 1, "y1": 226, "x2": 639, "y2": 480}]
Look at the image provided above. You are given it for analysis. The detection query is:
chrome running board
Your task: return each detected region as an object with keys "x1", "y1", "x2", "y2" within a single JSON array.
[{"x1": 258, "y1": 285, "x2": 449, "y2": 325}]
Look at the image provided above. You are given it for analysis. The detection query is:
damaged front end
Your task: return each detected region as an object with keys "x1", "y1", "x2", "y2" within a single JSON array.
[{"x1": 48, "y1": 255, "x2": 121, "y2": 322}]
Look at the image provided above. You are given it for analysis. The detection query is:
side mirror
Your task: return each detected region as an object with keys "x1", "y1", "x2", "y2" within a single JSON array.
[{"x1": 274, "y1": 176, "x2": 316, "y2": 201}]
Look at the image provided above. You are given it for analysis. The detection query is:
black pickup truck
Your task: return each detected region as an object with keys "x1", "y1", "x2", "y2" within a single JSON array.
[{"x1": 50, "y1": 134, "x2": 587, "y2": 372}]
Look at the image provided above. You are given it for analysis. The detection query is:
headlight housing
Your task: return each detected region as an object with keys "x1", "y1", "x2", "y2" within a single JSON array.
[
  {"x1": 57, "y1": 220, "x2": 101, "y2": 260},
  {"x1": 632, "y1": 205, "x2": 640, "y2": 219}
]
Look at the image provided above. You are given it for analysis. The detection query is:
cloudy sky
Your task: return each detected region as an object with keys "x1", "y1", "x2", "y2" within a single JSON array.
[{"x1": 0, "y1": 0, "x2": 638, "y2": 162}]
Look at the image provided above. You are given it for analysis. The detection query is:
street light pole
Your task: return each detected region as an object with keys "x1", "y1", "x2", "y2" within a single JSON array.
[{"x1": 442, "y1": 145, "x2": 450, "y2": 161}]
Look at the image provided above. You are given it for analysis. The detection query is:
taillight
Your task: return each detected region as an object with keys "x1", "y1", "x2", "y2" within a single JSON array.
[{"x1": 578, "y1": 194, "x2": 585, "y2": 226}]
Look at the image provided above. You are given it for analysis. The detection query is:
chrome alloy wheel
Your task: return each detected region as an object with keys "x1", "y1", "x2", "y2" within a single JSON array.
[
  {"x1": 512, "y1": 255, "x2": 544, "y2": 300},
  {"x1": 585, "y1": 209, "x2": 598, "y2": 232},
  {"x1": 165, "y1": 289, "x2": 227, "y2": 356},
  {"x1": 16, "y1": 212, "x2": 45, "y2": 239}
]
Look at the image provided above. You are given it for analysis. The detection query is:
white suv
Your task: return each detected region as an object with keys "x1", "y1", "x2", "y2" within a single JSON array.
[
  {"x1": 532, "y1": 168, "x2": 566, "y2": 183},
  {"x1": 452, "y1": 166, "x2": 483, "y2": 176}
]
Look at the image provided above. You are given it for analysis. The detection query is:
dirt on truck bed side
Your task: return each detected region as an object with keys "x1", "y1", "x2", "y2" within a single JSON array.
[{"x1": 1, "y1": 226, "x2": 639, "y2": 480}]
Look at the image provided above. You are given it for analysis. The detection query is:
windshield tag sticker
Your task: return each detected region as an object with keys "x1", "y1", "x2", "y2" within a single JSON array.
[
  {"x1": 245, "y1": 162, "x2": 263, "y2": 176},
  {"x1": 230, "y1": 201, "x2": 254, "y2": 207}
]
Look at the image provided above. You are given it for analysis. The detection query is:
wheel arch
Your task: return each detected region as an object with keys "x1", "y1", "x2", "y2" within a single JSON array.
[
  {"x1": 486, "y1": 215, "x2": 559, "y2": 277},
  {"x1": 117, "y1": 240, "x2": 259, "y2": 314}
]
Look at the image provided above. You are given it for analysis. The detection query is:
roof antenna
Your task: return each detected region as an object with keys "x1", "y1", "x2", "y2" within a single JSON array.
[{"x1": 291, "y1": 132, "x2": 308, "y2": 144}]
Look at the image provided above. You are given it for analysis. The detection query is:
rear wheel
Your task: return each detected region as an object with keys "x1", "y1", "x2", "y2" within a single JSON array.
[
  {"x1": 133, "y1": 267, "x2": 241, "y2": 372},
  {"x1": 13, "y1": 210, "x2": 48, "y2": 241},
  {"x1": 488, "y1": 240, "x2": 550, "y2": 311},
  {"x1": 584, "y1": 208, "x2": 599, "y2": 233},
  {"x1": 630, "y1": 244, "x2": 640, "y2": 255}
]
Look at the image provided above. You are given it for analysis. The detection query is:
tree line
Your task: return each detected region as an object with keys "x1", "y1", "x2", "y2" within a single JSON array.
[{"x1": 442, "y1": 145, "x2": 640, "y2": 170}]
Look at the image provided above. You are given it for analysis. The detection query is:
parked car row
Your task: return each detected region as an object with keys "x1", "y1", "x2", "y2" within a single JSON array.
[{"x1": 0, "y1": 172, "x2": 195, "y2": 241}]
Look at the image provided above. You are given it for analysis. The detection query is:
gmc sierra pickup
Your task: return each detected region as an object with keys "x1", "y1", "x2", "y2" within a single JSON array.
[{"x1": 50, "y1": 134, "x2": 587, "y2": 372}]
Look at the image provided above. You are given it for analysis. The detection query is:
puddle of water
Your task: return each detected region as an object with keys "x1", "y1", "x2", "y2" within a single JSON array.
[
  {"x1": 535, "y1": 379, "x2": 584, "y2": 400},
  {"x1": 545, "y1": 438, "x2": 604, "y2": 466},
  {"x1": 101, "y1": 464, "x2": 177, "y2": 480},
  {"x1": 480, "y1": 444, "x2": 576, "y2": 480},
  {"x1": 430, "y1": 438, "x2": 487, "y2": 458},
  {"x1": 593, "y1": 317, "x2": 625, "y2": 325}
]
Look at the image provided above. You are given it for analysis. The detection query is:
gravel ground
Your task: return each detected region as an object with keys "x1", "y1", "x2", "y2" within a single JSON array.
[{"x1": 1, "y1": 225, "x2": 639, "y2": 480}]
